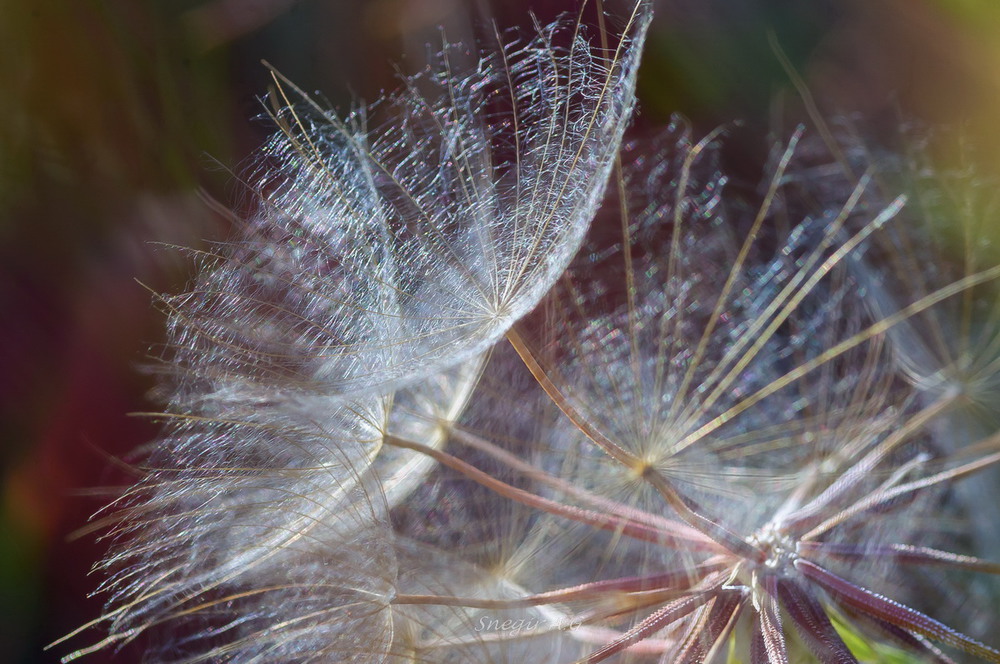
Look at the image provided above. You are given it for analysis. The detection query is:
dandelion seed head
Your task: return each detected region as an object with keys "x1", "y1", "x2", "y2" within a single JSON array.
[
  {"x1": 62, "y1": 2, "x2": 1000, "y2": 662},
  {"x1": 65, "y1": 4, "x2": 658, "y2": 662}
]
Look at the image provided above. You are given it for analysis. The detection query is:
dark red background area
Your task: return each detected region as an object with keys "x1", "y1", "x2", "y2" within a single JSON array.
[{"x1": 2, "y1": 1, "x2": 996, "y2": 662}]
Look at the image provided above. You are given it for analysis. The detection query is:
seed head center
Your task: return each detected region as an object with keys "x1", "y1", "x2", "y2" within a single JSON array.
[{"x1": 749, "y1": 525, "x2": 798, "y2": 574}]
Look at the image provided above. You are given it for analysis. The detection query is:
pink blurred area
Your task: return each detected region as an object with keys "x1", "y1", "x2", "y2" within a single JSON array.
[{"x1": 2, "y1": 1, "x2": 998, "y2": 663}]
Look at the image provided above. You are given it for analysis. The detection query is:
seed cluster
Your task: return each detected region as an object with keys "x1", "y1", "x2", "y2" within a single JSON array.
[{"x1": 61, "y1": 2, "x2": 1000, "y2": 663}]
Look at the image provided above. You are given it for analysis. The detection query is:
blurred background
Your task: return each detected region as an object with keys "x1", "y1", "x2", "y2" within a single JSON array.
[{"x1": 2, "y1": 1, "x2": 999, "y2": 662}]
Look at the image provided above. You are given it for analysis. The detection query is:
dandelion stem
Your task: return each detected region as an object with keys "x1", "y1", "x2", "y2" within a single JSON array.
[
  {"x1": 784, "y1": 392, "x2": 957, "y2": 533},
  {"x1": 505, "y1": 326, "x2": 638, "y2": 467},
  {"x1": 641, "y1": 469, "x2": 764, "y2": 561},
  {"x1": 449, "y1": 426, "x2": 720, "y2": 550},
  {"x1": 804, "y1": 443, "x2": 1000, "y2": 540},
  {"x1": 797, "y1": 559, "x2": 1000, "y2": 662},
  {"x1": 383, "y1": 434, "x2": 677, "y2": 545},
  {"x1": 799, "y1": 542, "x2": 1000, "y2": 574},
  {"x1": 393, "y1": 563, "x2": 723, "y2": 609},
  {"x1": 578, "y1": 581, "x2": 725, "y2": 663},
  {"x1": 506, "y1": 327, "x2": 763, "y2": 559}
]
